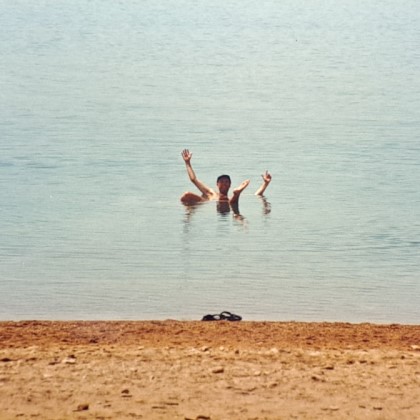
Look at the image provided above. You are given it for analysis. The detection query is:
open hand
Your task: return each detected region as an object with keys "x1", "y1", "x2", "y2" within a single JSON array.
[
  {"x1": 233, "y1": 179, "x2": 250, "y2": 195},
  {"x1": 181, "y1": 149, "x2": 192, "y2": 163}
]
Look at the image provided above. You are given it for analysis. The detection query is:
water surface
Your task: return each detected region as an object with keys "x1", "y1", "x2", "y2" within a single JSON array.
[{"x1": 1, "y1": 0, "x2": 419, "y2": 323}]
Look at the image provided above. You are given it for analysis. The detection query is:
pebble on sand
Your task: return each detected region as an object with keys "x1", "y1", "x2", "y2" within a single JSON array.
[{"x1": 76, "y1": 403, "x2": 89, "y2": 411}]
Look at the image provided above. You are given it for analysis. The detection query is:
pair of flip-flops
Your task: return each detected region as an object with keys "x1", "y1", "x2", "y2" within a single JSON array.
[{"x1": 201, "y1": 311, "x2": 242, "y2": 321}]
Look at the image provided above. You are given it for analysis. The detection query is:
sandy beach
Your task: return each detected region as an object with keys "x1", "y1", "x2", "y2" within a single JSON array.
[{"x1": 0, "y1": 320, "x2": 419, "y2": 419}]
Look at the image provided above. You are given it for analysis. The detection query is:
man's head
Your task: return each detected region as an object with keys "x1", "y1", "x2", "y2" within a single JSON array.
[{"x1": 216, "y1": 174, "x2": 231, "y2": 195}]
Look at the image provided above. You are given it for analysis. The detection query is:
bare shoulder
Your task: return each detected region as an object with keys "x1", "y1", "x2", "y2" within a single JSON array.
[{"x1": 205, "y1": 189, "x2": 218, "y2": 201}]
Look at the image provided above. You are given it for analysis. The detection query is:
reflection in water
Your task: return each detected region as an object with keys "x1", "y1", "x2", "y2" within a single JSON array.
[
  {"x1": 228, "y1": 201, "x2": 246, "y2": 224},
  {"x1": 182, "y1": 202, "x2": 203, "y2": 232},
  {"x1": 217, "y1": 200, "x2": 247, "y2": 226},
  {"x1": 216, "y1": 200, "x2": 231, "y2": 216},
  {"x1": 182, "y1": 197, "x2": 271, "y2": 228},
  {"x1": 259, "y1": 196, "x2": 271, "y2": 215}
]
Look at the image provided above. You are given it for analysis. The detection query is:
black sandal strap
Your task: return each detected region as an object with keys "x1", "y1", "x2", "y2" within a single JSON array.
[
  {"x1": 201, "y1": 314, "x2": 221, "y2": 321},
  {"x1": 220, "y1": 311, "x2": 242, "y2": 321},
  {"x1": 202, "y1": 312, "x2": 242, "y2": 321}
]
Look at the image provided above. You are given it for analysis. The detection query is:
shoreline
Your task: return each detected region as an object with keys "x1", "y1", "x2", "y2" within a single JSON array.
[
  {"x1": 1, "y1": 321, "x2": 419, "y2": 419},
  {"x1": 1, "y1": 320, "x2": 419, "y2": 349}
]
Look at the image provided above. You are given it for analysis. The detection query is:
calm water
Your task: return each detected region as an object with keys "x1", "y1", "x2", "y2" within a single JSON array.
[{"x1": 1, "y1": 0, "x2": 419, "y2": 323}]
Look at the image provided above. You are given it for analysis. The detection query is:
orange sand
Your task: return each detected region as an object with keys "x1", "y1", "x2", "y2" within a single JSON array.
[{"x1": 0, "y1": 321, "x2": 419, "y2": 419}]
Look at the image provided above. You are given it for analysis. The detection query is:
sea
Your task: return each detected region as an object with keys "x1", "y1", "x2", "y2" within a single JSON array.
[{"x1": 1, "y1": 0, "x2": 419, "y2": 323}]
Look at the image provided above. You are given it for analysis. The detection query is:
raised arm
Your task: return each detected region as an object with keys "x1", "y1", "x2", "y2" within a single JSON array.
[
  {"x1": 181, "y1": 149, "x2": 213, "y2": 197},
  {"x1": 230, "y1": 179, "x2": 250, "y2": 205},
  {"x1": 255, "y1": 171, "x2": 272, "y2": 196}
]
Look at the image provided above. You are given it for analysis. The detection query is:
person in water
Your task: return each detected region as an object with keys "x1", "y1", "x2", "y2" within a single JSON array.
[{"x1": 180, "y1": 149, "x2": 272, "y2": 206}]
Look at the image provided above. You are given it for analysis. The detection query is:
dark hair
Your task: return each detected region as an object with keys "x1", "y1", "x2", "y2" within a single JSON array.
[{"x1": 217, "y1": 174, "x2": 231, "y2": 183}]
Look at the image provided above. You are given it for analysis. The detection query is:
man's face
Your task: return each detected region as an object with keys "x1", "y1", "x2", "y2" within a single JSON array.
[{"x1": 217, "y1": 178, "x2": 231, "y2": 195}]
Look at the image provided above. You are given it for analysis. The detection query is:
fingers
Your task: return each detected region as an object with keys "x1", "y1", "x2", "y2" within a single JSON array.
[
  {"x1": 238, "y1": 179, "x2": 250, "y2": 191},
  {"x1": 261, "y1": 170, "x2": 272, "y2": 182},
  {"x1": 181, "y1": 149, "x2": 192, "y2": 160}
]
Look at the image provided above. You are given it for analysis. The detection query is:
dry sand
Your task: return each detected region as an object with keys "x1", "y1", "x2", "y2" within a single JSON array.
[{"x1": 0, "y1": 320, "x2": 419, "y2": 419}]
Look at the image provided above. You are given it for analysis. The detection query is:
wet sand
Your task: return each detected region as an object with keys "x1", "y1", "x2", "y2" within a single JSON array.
[{"x1": 0, "y1": 321, "x2": 419, "y2": 419}]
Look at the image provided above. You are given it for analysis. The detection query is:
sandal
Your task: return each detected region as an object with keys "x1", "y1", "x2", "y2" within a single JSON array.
[
  {"x1": 201, "y1": 314, "x2": 221, "y2": 321},
  {"x1": 219, "y1": 311, "x2": 242, "y2": 321},
  {"x1": 201, "y1": 311, "x2": 242, "y2": 321}
]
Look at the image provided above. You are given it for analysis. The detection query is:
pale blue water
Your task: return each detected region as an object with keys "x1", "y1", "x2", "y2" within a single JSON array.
[{"x1": 1, "y1": 0, "x2": 419, "y2": 323}]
